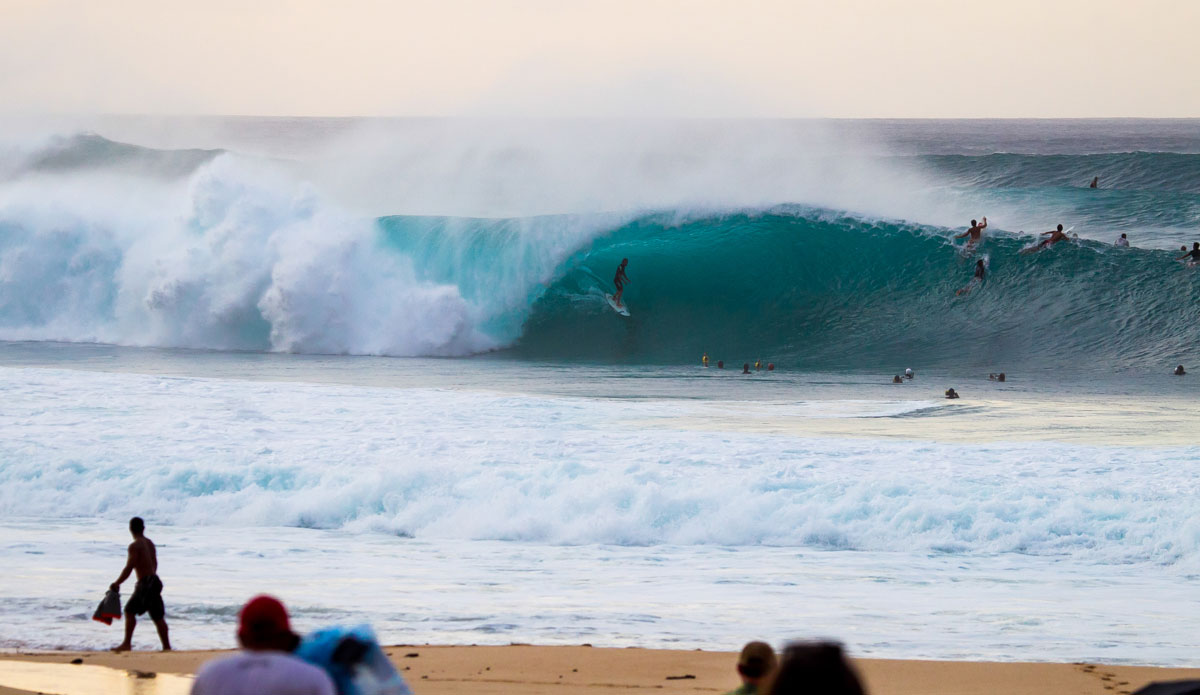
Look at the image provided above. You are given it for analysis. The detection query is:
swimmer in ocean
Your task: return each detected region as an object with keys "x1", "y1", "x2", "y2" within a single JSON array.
[
  {"x1": 956, "y1": 259, "x2": 987, "y2": 296},
  {"x1": 612, "y1": 258, "x2": 630, "y2": 307},
  {"x1": 1176, "y1": 242, "x2": 1200, "y2": 266},
  {"x1": 1115, "y1": 233, "x2": 1129, "y2": 247},
  {"x1": 1089, "y1": 176, "x2": 1099, "y2": 188},
  {"x1": 954, "y1": 217, "x2": 987, "y2": 250}
]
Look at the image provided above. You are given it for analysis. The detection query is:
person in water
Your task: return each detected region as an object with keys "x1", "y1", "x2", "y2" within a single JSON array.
[
  {"x1": 111, "y1": 517, "x2": 171, "y2": 652},
  {"x1": 1089, "y1": 176, "x2": 1099, "y2": 188},
  {"x1": 612, "y1": 258, "x2": 630, "y2": 307},
  {"x1": 904, "y1": 368, "x2": 914, "y2": 379},
  {"x1": 892, "y1": 375, "x2": 903, "y2": 384},
  {"x1": 954, "y1": 217, "x2": 988, "y2": 248},
  {"x1": 703, "y1": 353, "x2": 710, "y2": 368},
  {"x1": 945, "y1": 388, "x2": 960, "y2": 399},
  {"x1": 1174, "y1": 365, "x2": 1186, "y2": 375},
  {"x1": 956, "y1": 259, "x2": 987, "y2": 296},
  {"x1": 1115, "y1": 233, "x2": 1129, "y2": 247},
  {"x1": 1036, "y1": 224, "x2": 1070, "y2": 250},
  {"x1": 1176, "y1": 242, "x2": 1200, "y2": 266},
  {"x1": 742, "y1": 363, "x2": 751, "y2": 374}
]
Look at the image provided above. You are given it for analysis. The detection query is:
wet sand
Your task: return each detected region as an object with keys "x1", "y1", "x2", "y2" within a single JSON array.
[{"x1": 3, "y1": 645, "x2": 1199, "y2": 695}]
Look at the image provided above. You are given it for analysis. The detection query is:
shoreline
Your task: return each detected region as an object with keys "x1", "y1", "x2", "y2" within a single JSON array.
[{"x1": 4, "y1": 645, "x2": 1200, "y2": 695}]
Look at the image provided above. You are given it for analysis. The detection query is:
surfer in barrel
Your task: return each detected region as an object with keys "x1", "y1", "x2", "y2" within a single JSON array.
[
  {"x1": 613, "y1": 258, "x2": 630, "y2": 308},
  {"x1": 954, "y1": 216, "x2": 987, "y2": 251}
]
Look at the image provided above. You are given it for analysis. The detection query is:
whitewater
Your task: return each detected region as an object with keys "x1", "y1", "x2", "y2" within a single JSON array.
[{"x1": 2, "y1": 117, "x2": 1199, "y2": 663}]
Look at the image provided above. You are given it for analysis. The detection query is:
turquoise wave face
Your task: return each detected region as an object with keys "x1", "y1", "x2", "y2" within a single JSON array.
[{"x1": 506, "y1": 210, "x2": 1200, "y2": 370}]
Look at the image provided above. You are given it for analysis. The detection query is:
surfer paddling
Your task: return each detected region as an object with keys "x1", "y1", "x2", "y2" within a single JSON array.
[
  {"x1": 612, "y1": 258, "x2": 630, "y2": 308},
  {"x1": 956, "y1": 259, "x2": 987, "y2": 296},
  {"x1": 1023, "y1": 224, "x2": 1070, "y2": 253},
  {"x1": 1176, "y1": 242, "x2": 1200, "y2": 266},
  {"x1": 954, "y1": 217, "x2": 987, "y2": 250}
]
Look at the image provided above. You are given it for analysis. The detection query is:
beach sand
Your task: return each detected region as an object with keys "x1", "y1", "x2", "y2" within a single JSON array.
[{"x1": 3, "y1": 645, "x2": 1199, "y2": 695}]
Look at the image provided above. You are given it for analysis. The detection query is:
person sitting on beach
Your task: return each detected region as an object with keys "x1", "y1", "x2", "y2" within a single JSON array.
[
  {"x1": 764, "y1": 642, "x2": 865, "y2": 695},
  {"x1": 1176, "y1": 242, "x2": 1200, "y2": 266},
  {"x1": 954, "y1": 217, "x2": 987, "y2": 248},
  {"x1": 111, "y1": 517, "x2": 170, "y2": 652},
  {"x1": 725, "y1": 641, "x2": 777, "y2": 695},
  {"x1": 1115, "y1": 233, "x2": 1129, "y2": 247},
  {"x1": 191, "y1": 595, "x2": 335, "y2": 695}
]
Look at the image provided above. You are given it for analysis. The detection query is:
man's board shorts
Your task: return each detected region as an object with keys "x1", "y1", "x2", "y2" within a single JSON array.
[{"x1": 125, "y1": 575, "x2": 165, "y2": 620}]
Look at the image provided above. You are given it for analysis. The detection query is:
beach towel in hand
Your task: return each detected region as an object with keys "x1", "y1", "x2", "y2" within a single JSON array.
[{"x1": 93, "y1": 589, "x2": 122, "y2": 625}]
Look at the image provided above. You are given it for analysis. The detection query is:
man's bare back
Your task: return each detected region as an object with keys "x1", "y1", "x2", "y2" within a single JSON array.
[{"x1": 128, "y1": 537, "x2": 157, "y2": 581}]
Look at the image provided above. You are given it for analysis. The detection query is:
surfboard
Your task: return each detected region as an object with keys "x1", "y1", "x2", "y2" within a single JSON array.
[{"x1": 604, "y1": 294, "x2": 630, "y2": 316}]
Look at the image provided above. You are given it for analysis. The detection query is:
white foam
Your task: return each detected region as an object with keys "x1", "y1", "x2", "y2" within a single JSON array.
[{"x1": 2, "y1": 366, "x2": 1197, "y2": 568}]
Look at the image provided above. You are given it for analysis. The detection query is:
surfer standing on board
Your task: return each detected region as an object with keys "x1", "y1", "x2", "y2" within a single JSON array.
[
  {"x1": 613, "y1": 258, "x2": 630, "y2": 308},
  {"x1": 954, "y1": 217, "x2": 987, "y2": 250}
]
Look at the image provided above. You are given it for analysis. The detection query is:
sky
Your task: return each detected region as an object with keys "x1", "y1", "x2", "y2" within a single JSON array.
[{"x1": 2, "y1": 0, "x2": 1198, "y2": 118}]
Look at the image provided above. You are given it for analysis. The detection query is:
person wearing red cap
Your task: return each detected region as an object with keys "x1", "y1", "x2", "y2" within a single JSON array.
[{"x1": 191, "y1": 595, "x2": 335, "y2": 695}]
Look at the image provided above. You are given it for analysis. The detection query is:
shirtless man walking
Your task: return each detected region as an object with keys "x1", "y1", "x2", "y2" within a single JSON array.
[{"x1": 111, "y1": 517, "x2": 171, "y2": 651}]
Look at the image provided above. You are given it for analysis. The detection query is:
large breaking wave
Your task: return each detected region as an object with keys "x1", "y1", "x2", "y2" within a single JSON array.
[{"x1": 2, "y1": 132, "x2": 1199, "y2": 369}]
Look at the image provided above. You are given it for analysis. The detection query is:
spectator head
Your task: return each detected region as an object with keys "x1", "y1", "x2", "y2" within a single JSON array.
[
  {"x1": 765, "y1": 642, "x2": 866, "y2": 695},
  {"x1": 129, "y1": 517, "x2": 145, "y2": 536},
  {"x1": 238, "y1": 595, "x2": 300, "y2": 652},
  {"x1": 736, "y1": 641, "x2": 777, "y2": 686}
]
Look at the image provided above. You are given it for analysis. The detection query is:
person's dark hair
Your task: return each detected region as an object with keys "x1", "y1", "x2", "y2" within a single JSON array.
[
  {"x1": 129, "y1": 517, "x2": 145, "y2": 535},
  {"x1": 970, "y1": 219, "x2": 976, "y2": 226},
  {"x1": 621, "y1": 258, "x2": 628, "y2": 265},
  {"x1": 1057, "y1": 224, "x2": 1063, "y2": 232},
  {"x1": 1120, "y1": 234, "x2": 1126, "y2": 238},
  {"x1": 1194, "y1": 243, "x2": 1199, "y2": 250},
  {"x1": 765, "y1": 642, "x2": 866, "y2": 695}
]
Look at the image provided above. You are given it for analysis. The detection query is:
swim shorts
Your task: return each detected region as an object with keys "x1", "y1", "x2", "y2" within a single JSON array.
[{"x1": 125, "y1": 575, "x2": 165, "y2": 620}]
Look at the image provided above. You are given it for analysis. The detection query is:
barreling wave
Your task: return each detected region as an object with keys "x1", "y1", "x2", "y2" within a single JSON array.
[
  {"x1": 512, "y1": 210, "x2": 1200, "y2": 369},
  {"x1": 2, "y1": 134, "x2": 1199, "y2": 370}
]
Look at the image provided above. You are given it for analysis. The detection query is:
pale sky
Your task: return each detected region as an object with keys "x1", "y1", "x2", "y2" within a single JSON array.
[{"x1": 2, "y1": 0, "x2": 1198, "y2": 118}]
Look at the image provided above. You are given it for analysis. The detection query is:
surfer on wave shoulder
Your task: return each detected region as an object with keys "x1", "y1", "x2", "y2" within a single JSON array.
[
  {"x1": 613, "y1": 258, "x2": 630, "y2": 308},
  {"x1": 954, "y1": 217, "x2": 987, "y2": 249}
]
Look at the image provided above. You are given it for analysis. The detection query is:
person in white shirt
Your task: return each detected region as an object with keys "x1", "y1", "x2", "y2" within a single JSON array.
[
  {"x1": 191, "y1": 595, "x2": 335, "y2": 695},
  {"x1": 1115, "y1": 233, "x2": 1129, "y2": 247}
]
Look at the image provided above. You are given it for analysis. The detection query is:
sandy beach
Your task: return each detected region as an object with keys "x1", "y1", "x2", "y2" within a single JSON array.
[{"x1": 3, "y1": 645, "x2": 1199, "y2": 695}]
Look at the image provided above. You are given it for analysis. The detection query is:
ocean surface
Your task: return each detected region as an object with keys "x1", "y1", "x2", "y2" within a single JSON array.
[{"x1": 1, "y1": 117, "x2": 1198, "y2": 664}]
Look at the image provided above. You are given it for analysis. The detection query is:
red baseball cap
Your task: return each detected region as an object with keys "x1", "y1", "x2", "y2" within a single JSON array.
[{"x1": 237, "y1": 595, "x2": 298, "y2": 650}]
